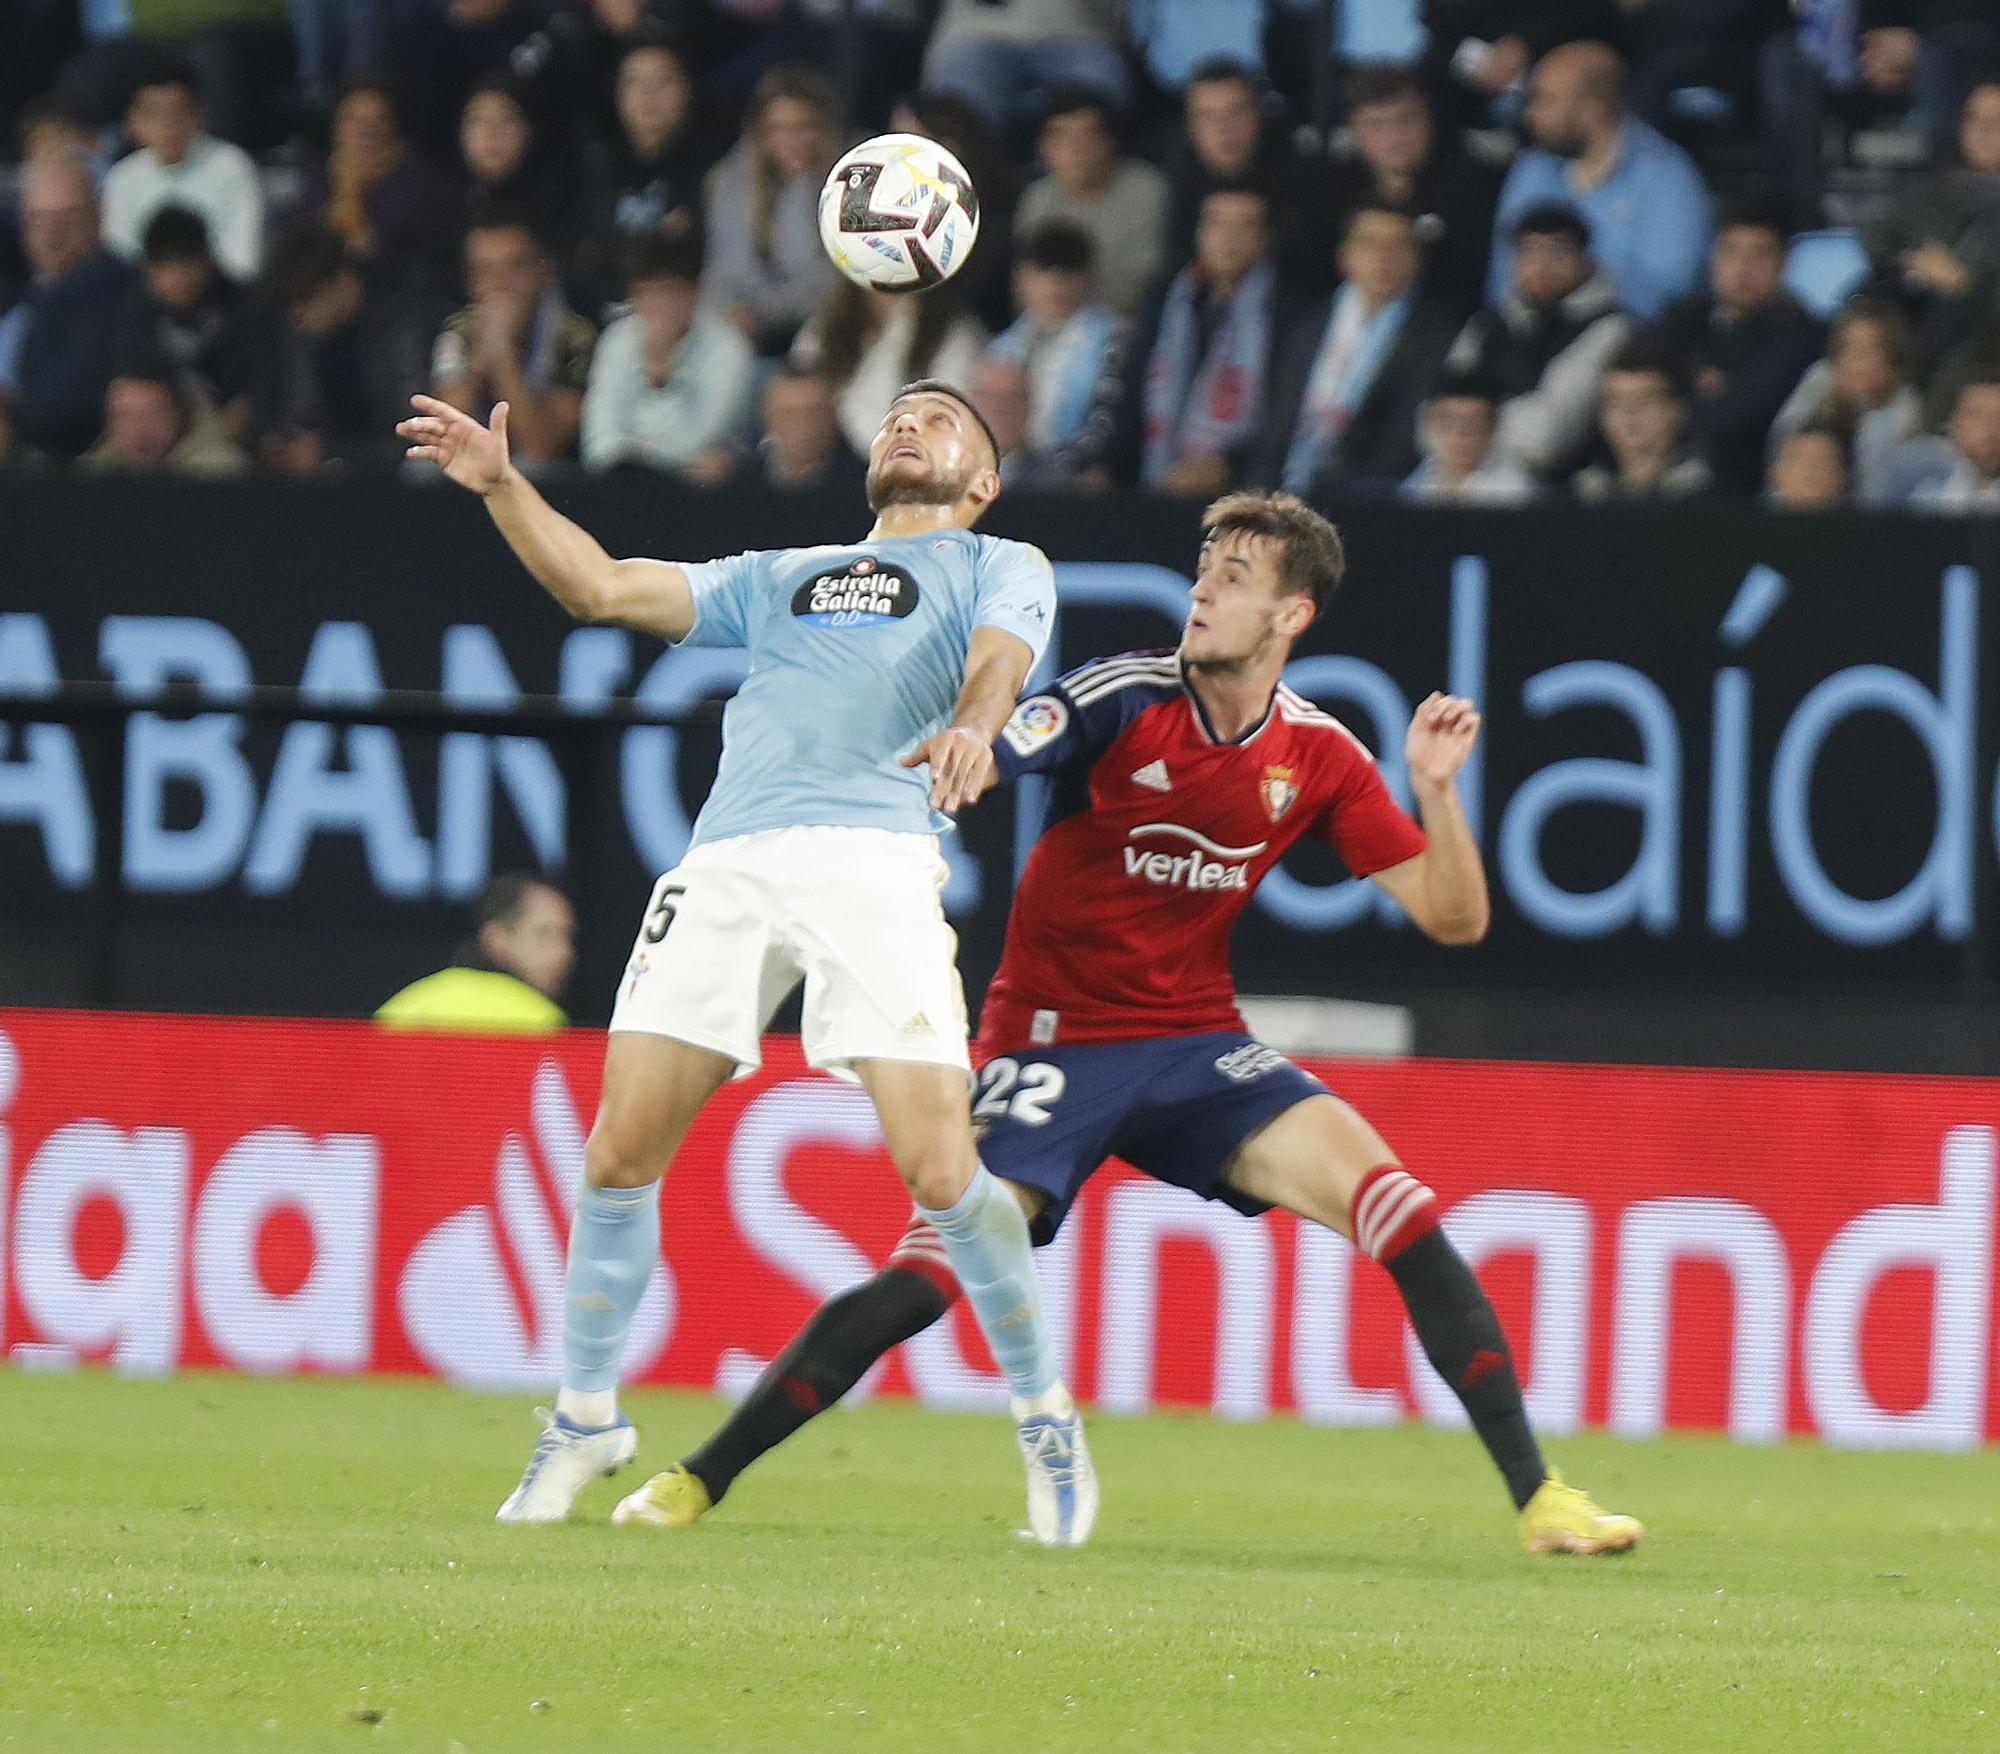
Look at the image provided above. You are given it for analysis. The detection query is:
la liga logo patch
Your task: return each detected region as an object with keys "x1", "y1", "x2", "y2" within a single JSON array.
[{"x1": 1001, "y1": 695, "x2": 1069, "y2": 757}]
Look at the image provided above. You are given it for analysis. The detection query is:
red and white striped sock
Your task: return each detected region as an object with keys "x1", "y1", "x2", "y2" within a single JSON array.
[
  {"x1": 885, "y1": 1211, "x2": 965, "y2": 1305},
  {"x1": 1350, "y1": 1164, "x2": 1440, "y2": 1262}
]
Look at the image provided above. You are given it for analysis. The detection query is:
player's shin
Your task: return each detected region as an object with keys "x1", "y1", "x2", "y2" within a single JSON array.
[
  {"x1": 685, "y1": 1237, "x2": 959, "y2": 1502},
  {"x1": 916, "y1": 1164, "x2": 1063, "y2": 1406},
  {"x1": 1353, "y1": 1165, "x2": 1548, "y2": 1512},
  {"x1": 555, "y1": 1179, "x2": 663, "y2": 1429}
]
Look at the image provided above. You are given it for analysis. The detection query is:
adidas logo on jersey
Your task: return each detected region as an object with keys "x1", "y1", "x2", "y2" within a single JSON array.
[{"x1": 1131, "y1": 759, "x2": 1172, "y2": 792}]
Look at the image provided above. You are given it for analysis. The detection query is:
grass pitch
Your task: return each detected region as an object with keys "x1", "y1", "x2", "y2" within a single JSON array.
[{"x1": 4, "y1": 1373, "x2": 1997, "y2": 1752}]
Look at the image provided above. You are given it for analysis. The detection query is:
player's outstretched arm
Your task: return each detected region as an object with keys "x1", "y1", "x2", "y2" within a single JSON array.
[
  {"x1": 396, "y1": 396, "x2": 696, "y2": 640},
  {"x1": 1372, "y1": 692, "x2": 1491, "y2": 945},
  {"x1": 900, "y1": 626, "x2": 1036, "y2": 813}
]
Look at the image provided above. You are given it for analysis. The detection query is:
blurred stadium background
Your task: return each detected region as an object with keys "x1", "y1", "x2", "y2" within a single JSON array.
[{"x1": 6, "y1": 2, "x2": 2000, "y2": 1748}]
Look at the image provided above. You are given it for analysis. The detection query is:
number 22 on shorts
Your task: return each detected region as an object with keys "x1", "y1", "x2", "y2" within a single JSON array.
[{"x1": 974, "y1": 1057, "x2": 1067, "y2": 1125}]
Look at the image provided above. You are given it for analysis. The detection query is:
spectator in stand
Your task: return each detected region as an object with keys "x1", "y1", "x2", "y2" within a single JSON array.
[
  {"x1": 456, "y1": 75, "x2": 568, "y2": 255},
  {"x1": 1572, "y1": 335, "x2": 1712, "y2": 500},
  {"x1": 1164, "y1": 59, "x2": 1335, "y2": 296},
  {"x1": 376, "y1": 872, "x2": 575, "y2": 1033},
  {"x1": 731, "y1": 358, "x2": 865, "y2": 491},
  {"x1": 701, "y1": 65, "x2": 838, "y2": 357},
  {"x1": 432, "y1": 214, "x2": 596, "y2": 465},
  {"x1": 295, "y1": 80, "x2": 455, "y2": 292},
  {"x1": 1904, "y1": 371, "x2": 2000, "y2": 510},
  {"x1": 256, "y1": 219, "x2": 436, "y2": 473},
  {"x1": 113, "y1": 205, "x2": 259, "y2": 441},
  {"x1": 0, "y1": 151, "x2": 134, "y2": 459},
  {"x1": 986, "y1": 222, "x2": 1124, "y2": 483},
  {"x1": 1488, "y1": 41, "x2": 1711, "y2": 322},
  {"x1": 1866, "y1": 79, "x2": 2000, "y2": 357},
  {"x1": 581, "y1": 231, "x2": 755, "y2": 476},
  {"x1": 791, "y1": 276, "x2": 988, "y2": 457},
  {"x1": 921, "y1": 0, "x2": 1129, "y2": 133},
  {"x1": 967, "y1": 353, "x2": 1070, "y2": 488},
  {"x1": 1659, "y1": 195, "x2": 1824, "y2": 496},
  {"x1": 1446, "y1": 203, "x2": 1630, "y2": 482},
  {"x1": 514, "y1": 0, "x2": 691, "y2": 150},
  {"x1": 1255, "y1": 203, "x2": 1466, "y2": 497},
  {"x1": 1012, "y1": 86, "x2": 1167, "y2": 319},
  {"x1": 575, "y1": 35, "x2": 716, "y2": 320},
  {"x1": 1117, "y1": 183, "x2": 1292, "y2": 498},
  {"x1": 16, "y1": 95, "x2": 107, "y2": 180},
  {"x1": 1419, "y1": 0, "x2": 1630, "y2": 126},
  {"x1": 100, "y1": 59, "x2": 264, "y2": 284},
  {"x1": 1769, "y1": 296, "x2": 1924, "y2": 502},
  {"x1": 1329, "y1": 67, "x2": 1505, "y2": 305},
  {"x1": 79, "y1": 361, "x2": 247, "y2": 477},
  {"x1": 1848, "y1": 3, "x2": 2000, "y2": 167},
  {"x1": 1402, "y1": 369, "x2": 1540, "y2": 504},
  {"x1": 1766, "y1": 422, "x2": 1852, "y2": 509}
]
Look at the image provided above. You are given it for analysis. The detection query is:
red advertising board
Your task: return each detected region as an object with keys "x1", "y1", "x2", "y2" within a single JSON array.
[{"x1": 2, "y1": 1009, "x2": 1994, "y2": 1448}]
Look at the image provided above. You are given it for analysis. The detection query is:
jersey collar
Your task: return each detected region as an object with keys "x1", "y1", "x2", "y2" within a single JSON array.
[{"x1": 1179, "y1": 655, "x2": 1278, "y2": 747}]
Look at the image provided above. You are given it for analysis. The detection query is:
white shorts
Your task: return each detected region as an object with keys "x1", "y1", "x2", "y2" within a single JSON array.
[{"x1": 608, "y1": 825, "x2": 970, "y2": 1078}]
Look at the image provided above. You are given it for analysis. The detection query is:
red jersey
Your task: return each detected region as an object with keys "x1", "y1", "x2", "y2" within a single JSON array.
[{"x1": 978, "y1": 651, "x2": 1428, "y2": 1051}]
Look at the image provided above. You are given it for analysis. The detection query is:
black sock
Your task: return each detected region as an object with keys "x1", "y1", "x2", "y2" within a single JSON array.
[
  {"x1": 683, "y1": 1266, "x2": 955, "y2": 1503},
  {"x1": 1384, "y1": 1228, "x2": 1548, "y2": 1511}
]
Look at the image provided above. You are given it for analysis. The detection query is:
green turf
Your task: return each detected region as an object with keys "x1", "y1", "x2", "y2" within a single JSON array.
[{"x1": 4, "y1": 1372, "x2": 1998, "y2": 1753}]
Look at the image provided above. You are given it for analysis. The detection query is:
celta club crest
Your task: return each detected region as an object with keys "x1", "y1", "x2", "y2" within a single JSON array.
[{"x1": 1260, "y1": 765, "x2": 1299, "y2": 822}]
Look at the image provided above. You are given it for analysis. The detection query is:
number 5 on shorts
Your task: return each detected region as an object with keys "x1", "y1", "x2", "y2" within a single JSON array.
[
  {"x1": 642, "y1": 883, "x2": 686, "y2": 943},
  {"x1": 974, "y1": 1057, "x2": 1067, "y2": 1126}
]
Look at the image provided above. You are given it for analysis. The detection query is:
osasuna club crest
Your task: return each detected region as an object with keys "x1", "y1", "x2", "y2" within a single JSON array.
[
  {"x1": 792, "y1": 555, "x2": 921, "y2": 627},
  {"x1": 1260, "y1": 764, "x2": 1299, "y2": 821}
]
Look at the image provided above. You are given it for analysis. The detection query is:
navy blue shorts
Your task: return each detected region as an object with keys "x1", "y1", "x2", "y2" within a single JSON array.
[{"x1": 971, "y1": 1032, "x2": 1330, "y2": 1245}]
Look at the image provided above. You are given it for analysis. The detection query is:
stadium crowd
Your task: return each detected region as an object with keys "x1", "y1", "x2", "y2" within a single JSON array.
[{"x1": 5, "y1": 0, "x2": 2000, "y2": 511}]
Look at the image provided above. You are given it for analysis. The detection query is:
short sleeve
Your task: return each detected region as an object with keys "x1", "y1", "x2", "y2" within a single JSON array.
[
  {"x1": 973, "y1": 539, "x2": 1057, "y2": 666},
  {"x1": 677, "y1": 550, "x2": 762, "y2": 648},
  {"x1": 1315, "y1": 756, "x2": 1428, "y2": 877},
  {"x1": 992, "y1": 653, "x2": 1176, "y2": 781}
]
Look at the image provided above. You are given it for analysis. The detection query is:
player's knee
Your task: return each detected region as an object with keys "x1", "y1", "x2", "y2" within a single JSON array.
[
  {"x1": 892, "y1": 1139, "x2": 977, "y2": 1211},
  {"x1": 583, "y1": 1119, "x2": 674, "y2": 1190},
  {"x1": 1349, "y1": 1164, "x2": 1441, "y2": 1263}
]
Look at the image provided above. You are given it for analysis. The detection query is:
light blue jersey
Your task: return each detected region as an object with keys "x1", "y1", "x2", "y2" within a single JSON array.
[{"x1": 678, "y1": 527, "x2": 1056, "y2": 846}]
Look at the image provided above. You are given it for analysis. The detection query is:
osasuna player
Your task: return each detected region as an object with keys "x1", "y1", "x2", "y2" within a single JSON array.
[
  {"x1": 396, "y1": 381, "x2": 1097, "y2": 1544},
  {"x1": 617, "y1": 492, "x2": 1642, "y2": 1556}
]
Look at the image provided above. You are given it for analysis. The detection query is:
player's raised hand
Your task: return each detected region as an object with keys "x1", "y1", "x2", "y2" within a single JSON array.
[
  {"x1": 901, "y1": 725, "x2": 995, "y2": 814},
  {"x1": 1406, "y1": 692, "x2": 1481, "y2": 792},
  {"x1": 397, "y1": 395, "x2": 511, "y2": 495}
]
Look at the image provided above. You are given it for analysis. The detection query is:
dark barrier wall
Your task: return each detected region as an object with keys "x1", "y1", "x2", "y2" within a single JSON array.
[{"x1": 4, "y1": 480, "x2": 1998, "y2": 1024}]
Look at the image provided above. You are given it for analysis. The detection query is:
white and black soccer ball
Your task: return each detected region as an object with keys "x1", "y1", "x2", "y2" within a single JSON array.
[{"x1": 817, "y1": 133, "x2": 980, "y2": 293}]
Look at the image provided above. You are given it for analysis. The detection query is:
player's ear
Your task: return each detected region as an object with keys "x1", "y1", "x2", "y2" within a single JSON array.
[
  {"x1": 966, "y1": 465, "x2": 1002, "y2": 511},
  {"x1": 1278, "y1": 591, "x2": 1315, "y2": 642}
]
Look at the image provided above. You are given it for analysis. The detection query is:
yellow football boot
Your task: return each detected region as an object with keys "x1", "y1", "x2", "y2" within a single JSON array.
[
  {"x1": 1518, "y1": 1471, "x2": 1644, "y2": 1555},
  {"x1": 611, "y1": 1465, "x2": 714, "y2": 1529}
]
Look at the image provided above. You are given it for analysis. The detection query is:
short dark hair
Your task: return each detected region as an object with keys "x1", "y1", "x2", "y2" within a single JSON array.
[
  {"x1": 141, "y1": 204, "x2": 212, "y2": 264},
  {"x1": 1041, "y1": 82, "x2": 1115, "y2": 132},
  {"x1": 1187, "y1": 57, "x2": 1262, "y2": 97},
  {"x1": 894, "y1": 377, "x2": 1000, "y2": 468},
  {"x1": 263, "y1": 218, "x2": 352, "y2": 308},
  {"x1": 1346, "y1": 65, "x2": 1427, "y2": 113},
  {"x1": 768, "y1": 356, "x2": 834, "y2": 390},
  {"x1": 1201, "y1": 178, "x2": 1269, "y2": 211},
  {"x1": 464, "y1": 204, "x2": 547, "y2": 253},
  {"x1": 472, "y1": 872, "x2": 562, "y2": 935},
  {"x1": 1201, "y1": 491, "x2": 1346, "y2": 616},
  {"x1": 1345, "y1": 199, "x2": 1419, "y2": 237},
  {"x1": 1716, "y1": 189, "x2": 1794, "y2": 242},
  {"x1": 1958, "y1": 366, "x2": 2000, "y2": 400},
  {"x1": 111, "y1": 358, "x2": 186, "y2": 413},
  {"x1": 1784, "y1": 419, "x2": 1851, "y2": 462},
  {"x1": 130, "y1": 54, "x2": 200, "y2": 103},
  {"x1": 623, "y1": 228, "x2": 703, "y2": 288},
  {"x1": 1513, "y1": 202, "x2": 1590, "y2": 250},
  {"x1": 335, "y1": 75, "x2": 409, "y2": 137},
  {"x1": 1832, "y1": 294, "x2": 1918, "y2": 379},
  {"x1": 1427, "y1": 366, "x2": 1505, "y2": 409},
  {"x1": 1017, "y1": 219, "x2": 1094, "y2": 274},
  {"x1": 1604, "y1": 332, "x2": 1691, "y2": 399}
]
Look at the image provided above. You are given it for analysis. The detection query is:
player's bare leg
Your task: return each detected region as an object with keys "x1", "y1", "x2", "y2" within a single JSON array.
[
  {"x1": 497, "y1": 1031, "x2": 733, "y2": 1524},
  {"x1": 1224, "y1": 1095, "x2": 1642, "y2": 1554},
  {"x1": 863, "y1": 1059, "x2": 1093, "y2": 1546}
]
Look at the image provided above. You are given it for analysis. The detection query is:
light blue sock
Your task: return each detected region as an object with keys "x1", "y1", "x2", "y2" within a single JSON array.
[
  {"x1": 561, "y1": 1181, "x2": 661, "y2": 1399},
  {"x1": 918, "y1": 1164, "x2": 1059, "y2": 1402}
]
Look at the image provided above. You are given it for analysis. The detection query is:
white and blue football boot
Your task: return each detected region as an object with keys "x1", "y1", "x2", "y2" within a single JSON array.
[
  {"x1": 1013, "y1": 1391, "x2": 1098, "y2": 1547},
  {"x1": 494, "y1": 1408, "x2": 638, "y2": 1524}
]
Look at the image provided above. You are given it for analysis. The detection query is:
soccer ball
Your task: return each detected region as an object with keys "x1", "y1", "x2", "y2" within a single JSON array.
[{"x1": 817, "y1": 133, "x2": 980, "y2": 294}]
